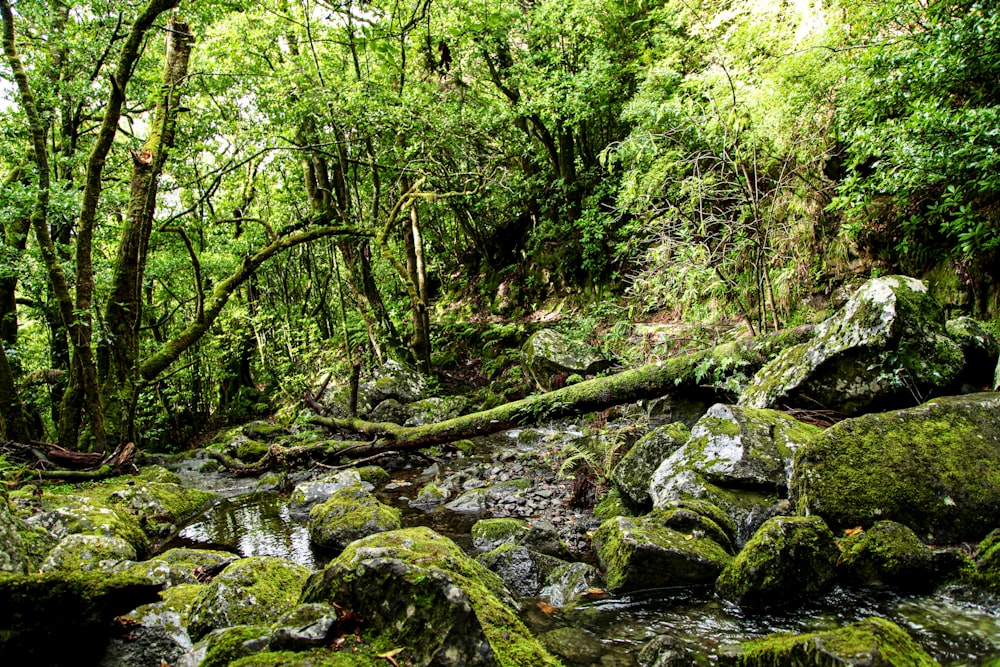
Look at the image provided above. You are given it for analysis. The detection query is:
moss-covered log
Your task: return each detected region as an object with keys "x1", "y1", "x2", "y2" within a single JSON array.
[{"x1": 305, "y1": 327, "x2": 813, "y2": 459}]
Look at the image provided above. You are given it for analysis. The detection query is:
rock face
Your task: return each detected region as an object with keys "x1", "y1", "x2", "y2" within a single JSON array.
[
  {"x1": 715, "y1": 516, "x2": 839, "y2": 609},
  {"x1": 611, "y1": 422, "x2": 690, "y2": 507},
  {"x1": 300, "y1": 526, "x2": 562, "y2": 667},
  {"x1": 521, "y1": 328, "x2": 612, "y2": 390},
  {"x1": 592, "y1": 513, "x2": 732, "y2": 594},
  {"x1": 186, "y1": 556, "x2": 311, "y2": 641},
  {"x1": 836, "y1": 521, "x2": 964, "y2": 591},
  {"x1": 740, "y1": 275, "x2": 964, "y2": 415},
  {"x1": 722, "y1": 617, "x2": 939, "y2": 667},
  {"x1": 792, "y1": 392, "x2": 1000, "y2": 543},
  {"x1": 649, "y1": 404, "x2": 818, "y2": 544},
  {"x1": 307, "y1": 484, "x2": 402, "y2": 552}
]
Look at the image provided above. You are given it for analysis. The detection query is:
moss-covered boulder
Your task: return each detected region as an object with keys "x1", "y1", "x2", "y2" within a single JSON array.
[
  {"x1": 105, "y1": 474, "x2": 216, "y2": 536},
  {"x1": 649, "y1": 404, "x2": 817, "y2": 544},
  {"x1": 521, "y1": 520, "x2": 572, "y2": 560},
  {"x1": 0, "y1": 493, "x2": 28, "y2": 574},
  {"x1": 471, "y1": 517, "x2": 529, "y2": 553},
  {"x1": 715, "y1": 516, "x2": 838, "y2": 609},
  {"x1": 593, "y1": 514, "x2": 732, "y2": 594},
  {"x1": 740, "y1": 275, "x2": 964, "y2": 415},
  {"x1": 611, "y1": 422, "x2": 691, "y2": 507},
  {"x1": 946, "y1": 316, "x2": 1000, "y2": 390},
  {"x1": 307, "y1": 484, "x2": 402, "y2": 552},
  {"x1": 792, "y1": 393, "x2": 1000, "y2": 543},
  {"x1": 300, "y1": 526, "x2": 562, "y2": 667},
  {"x1": 365, "y1": 359, "x2": 428, "y2": 405},
  {"x1": 522, "y1": 328, "x2": 612, "y2": 390},
  {"x1": 112, "y1": 547, "x2": 239, "y2": 588},
  {"x1": 965, "y1": 529, "x2": 1000, "y2": 595},
  {"x1": 23, "y1": 496, "x2": 149, "y2": 557},
  {"x1": 99, "y1": 582, "x2": 202, "y2": 667},
  {"x1": 721, "y1": 616, "x2": 938, "y2": 666},
  {"x1": 0, "y1": 571, "x2": 163, "y2": 665},
  {"x1": 267, "y1": 603, "x2": 344, "y2": 652},
  {"x1": 478, "y1": 543, "x2": 566, "y2": 597},
  {"x1": 290, "y1": 470, "x2": 365, "y2": 513},
  {"x1": 837, "y1": 521, "x2": 966, "y2": 590},
  {"x1": 187, "y1": 556, "x2": 311, "y2": 642},
  {"x1": 648, "y1": 500, "x2": 738, "y2": 555},
  {"x1": 40, "y1": 533, "x2": 136, "y2": 573},
  {"x1": 191, "y1": 624, "x2": 271, "y2": 667}
]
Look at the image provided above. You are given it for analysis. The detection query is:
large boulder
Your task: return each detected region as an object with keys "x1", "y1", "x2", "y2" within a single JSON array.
[
  {"x1": 307, "y1": 484, "x2": 402, "y2": 553},
  {"x1": 289, "y1": 470, "x2": 366, "y2": 514},
  {"x1": 611, "y1": 422, "x2": 691, "y2": 507},
  {"x1": 592, "y1": 514, "x2": 732, "y2": 594},
  {"x1": 740, "y1": 275, "x2": 964, "y2": 415},
  {"x1": 99, "y1": 582, "x2": 200, "y2": 667},
  {"x1": 721, "y1": 617, "x2": 938, "y2": 666},
  {"x1": 40, "y1": 534, "x2": 136, "y2": 573},
  {"x1": 477, "y1": 543, "x2": 565, "y2": 597},
  {"x1": 649, "y1": 404, "x2": 818, "y2": 544},
  {"x1": 715, "y1": 516, "x2": 839, "y2": 609},
  {"x1": 946, "y1": 316, "x2": 1000, "y2": 390},
  {"x1": 791, "y1": 392, "x2": 1000, "y2": 543},
  {"x1": 186, "y1": 556, "x2": 311, "y2": 641},
  {"x1": 365, "y1": 359, "x2": 429, "y2": 405},
  {"x1": 300, "y1": 526, "x2": 562, "y2": 667},
  {"x1": 522, "y1": 328, "x2": 613, "y2": 390}
]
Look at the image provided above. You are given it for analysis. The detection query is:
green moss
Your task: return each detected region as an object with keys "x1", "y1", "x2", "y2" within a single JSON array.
[
  {"x1": 732, "y1": 617, "x2": 939, "y2": 667},
  {"x1": 199, "y1": 624, "x2": 271, "y2": 667},
  {"x1": 593, "y1": 488, "x2": 637, "y2": 521},
  {"x1": 792, "y1": 393, "x2": 1000, "y2": 543},
  {"x1": 307, "y1": 486, "x2": 402, "y2": 551},
  {"x1": 967, "y1": 528, "x2": 1000, "y2": 594},
  {"x1": 235, "y1": 439, "x2": 270, "y2": 462},
  {"x1": 593, "y1": 515, "x2": 732, "y2": 593},
  {"x1": 229, "y1": 645, "x2": 384, "y2": 667},
  {"x1": 471, "y1": 517, "x2": 529, "y2": 551},
  {"x1": 716, "y1": 516, "x2": 838, "y2": 609},
  {"x1": 354, "y1": 465, "x2": 390, "y2": 487},
  {"x1": 187, "y1": 556, "x2": 311, "y2": 641},
  {"x1": 837, "y1": 521, "x2": 955, "y2": 589}
]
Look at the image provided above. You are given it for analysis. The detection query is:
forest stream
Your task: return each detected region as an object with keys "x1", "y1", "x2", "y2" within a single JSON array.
[{"x1": 160, "y1": 424, "x2": 1000, "y2": 666}]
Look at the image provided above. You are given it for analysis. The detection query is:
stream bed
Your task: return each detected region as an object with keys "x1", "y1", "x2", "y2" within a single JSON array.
[{"x1": 162, "y1": 428, "x2": 1000, "y2": 666}]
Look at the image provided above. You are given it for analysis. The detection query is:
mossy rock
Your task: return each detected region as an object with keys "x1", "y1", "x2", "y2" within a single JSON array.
[
  {"x1": 593, "y1": 515, "x2": 732, "y2": 594},
  {"x1": 40, "y1": 533, "x2": 136, "y2": 573},
  {"x1": 471, "y1": 517, "x2": 529, "y2": 553},
  {"x1": 106, "y1": 479, "x2": 216, "y2": 535},
  {"x1": 650, "y1": 404, "x2": 819, "y2": 497},
  {"x1": 837, "y1": 520, "x2": 966, "y2": 591},
  {"x1": 187, "y1": 556, "x2": 311, "y2": 642},
  {"x1": 100, "y1": 582, "x2": 202, "y2": 667},
  {"x1": 715, "y1": 516, "x2": 838, "y2": 609},
  {"x1": 611, "y1": 422, "x2": 691, "y2": 507},
  {"x1": 300, "y1": 526, "x2": 563, "y2": 667},
  {"x1": 290, "y1": 470, "x2": 365, "y2": 512},
  {"x1": 792, "y1": 393, "x2": 1000, "y2": 543},
  {"x1": 307, "y1": 485, "x2": 402, "y2": 552},
  {"x1": 646, "y1": 501, "x2": 737, "y2": 555},
  {"x1": 478, "y1": 543, "x2": 566, "y2": 597},
  {"x1": 23, "y1": 497, "x2": 149, "y2": 557},
  {"x1": 196, "y1": 624, "x2": 271, "y2": 667},
  {"x1": 115, "y1": 547, "x2": 239, "y2": 587},
  {"x1": 0, "y1": 494, "x2": 28, "y2": 574},
  {"x1": 364, "y1": 359, "x2": 428, "y2": 405},
  {"x1": 0, "y1": 571, "x2": 162, "y2": 665},
  {"x1": 404, "y1": 395, "x2": 469, "y2": 426},
  {"x1": 593, "y1": 488, "x2": 638, "y2": 521},
  {"x1": 740, "y1": 275, "x2": 964, "y2": 415},
  {"x1": 521, "y1": 328, "x2": 612, "y2": 391},
  {"x1": 234, "y1": 439, "x2": 271, "y2": 462},
  {"x1": 539, "y1": 561, "x2": 603, "y2": 608},
  {"x1": 966, "y1": 528, "x2": 1000, "y2": 595},
  {"x1": 409, "y1": 481, "x2": 451, "y2": 509},
  {"x1": 268, "y1": 603, "x2": 343, "y2": 652},
  {"x1": 354, "y1": 465, "x2": 390, "y2": 487},
  {"x1": 722, "y1": 616, "x2": 939, "y2": 666}
]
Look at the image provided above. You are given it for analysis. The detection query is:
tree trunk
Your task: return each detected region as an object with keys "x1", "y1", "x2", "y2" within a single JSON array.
[
  {"x1": 0, "y1": 343, "x2": 28, "y2": 442},
  {"x1": 99, "y1": 17, "x2": 194, "y2": 446},
  {"x1": 306, "y1": 327, "x2": 812, "y2": 457}
]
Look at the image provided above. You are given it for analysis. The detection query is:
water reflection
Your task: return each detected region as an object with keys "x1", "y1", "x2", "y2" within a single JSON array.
[{"x1": 166, "y1": 493, "x2": 320, "y2": 570}]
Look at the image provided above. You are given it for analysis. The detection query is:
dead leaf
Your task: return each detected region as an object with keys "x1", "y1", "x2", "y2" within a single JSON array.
[
  {"x1": 844, "y1": 526, "x2": 864, "y2": 537},
  {"x1": 536, "y1": 601, "x2": 555, "y2": 614},
  {"x1": 378, "y1": 647, "x2": 405, "y2": 667}
]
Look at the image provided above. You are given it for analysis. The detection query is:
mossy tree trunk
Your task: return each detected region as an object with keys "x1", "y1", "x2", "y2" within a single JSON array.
[{"x1": 298, "y1": 327, "x2": 814, "y2": 462}]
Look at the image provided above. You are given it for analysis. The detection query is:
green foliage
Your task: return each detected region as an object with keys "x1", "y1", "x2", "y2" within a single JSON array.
[{"x1": 833, "y1": 1, "x2": 1000, "y2": 270}]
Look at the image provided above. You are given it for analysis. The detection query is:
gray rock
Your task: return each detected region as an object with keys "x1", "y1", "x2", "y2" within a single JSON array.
[
  {"x1": 365, "y1": 359, "x2": 428, "y2": 404},
  {"x1": 520, "y1": 520, "x2": 572, "y2": 560},
  {"x1": 99, "y1": 585, "x2": 197, "y2": 667},
  {"x1": 639, "y1": 635, "x2": 710, "y2": 667},
  {"x1": 521, "y1": 328, "x2": 612, "y2": 390},
  {"x1": 410, "y1": 481, "x2": 452, "y2": 510},
  {"x1": 715, "y1": 516, "x2": 838, "y2": 609},
  {"x1": 307, "y1": 484, "x2": 402, "y2": 552},
  {"x1": 289, "y1": 470, "x2": 366, "y2": 513},
  {"x1": 445, "y1": 487, "x2": 490, "y2": 513},
  {"x1": 740, "y1": 275, "x2": 965, "y2": 415},
  {"x1": 186, "y1": 556, "x2": 311, "y2": 641},
  {"x1": 370, "y1": 397, "x2": 408, "y2": 424},
  {"x1": 539, "y1": 561, "x2": 603, "y2": 608},
  {"x1": 477, "y1": 543, "x2": 565, "y2": 597},
  {"x1": 792, "y1": 392, "x2": 1000, "y2": 543},
  {"x1": 837, "y1": 520, "x2": 965, "y2": 590},
  {"x1": 405, "y1": 395, "x2": 469, "y2": 426},
  {"x1": 612, "y1": 422, "x2": 691, "y2": 507},
  {"x1": 268, "y1": 603, "x2": 341, "y2": 651},
  {"x1": 471, "y1": 518, "x2": 529, "y2": 553}
]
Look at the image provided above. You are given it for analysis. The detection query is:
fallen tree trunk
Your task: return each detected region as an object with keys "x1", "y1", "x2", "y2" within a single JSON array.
[{"x1": 302, "y1": 326, "x2": 813, "y2": 461}]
